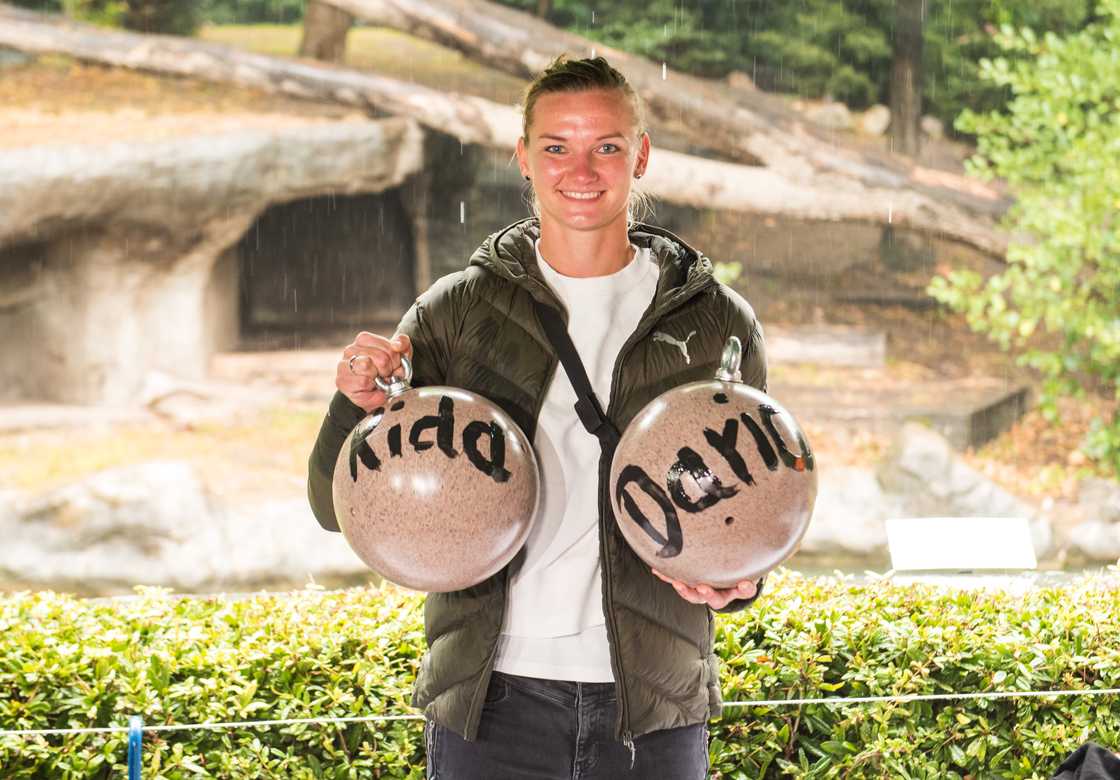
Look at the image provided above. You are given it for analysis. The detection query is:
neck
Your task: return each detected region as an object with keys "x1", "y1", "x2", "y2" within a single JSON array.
[{"x1": 537, "y1": 216, "x2": 633, "y2": 278}]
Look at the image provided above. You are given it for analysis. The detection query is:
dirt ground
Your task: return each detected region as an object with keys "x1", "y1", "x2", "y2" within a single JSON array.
[{"x1": 0, "y1": 28, "x2": 1114, "y2": 508}]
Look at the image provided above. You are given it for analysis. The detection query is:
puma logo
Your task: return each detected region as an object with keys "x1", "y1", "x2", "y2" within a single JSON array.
[{"x1": 652, "y1": 330, "x2": 698, "y2": 364}]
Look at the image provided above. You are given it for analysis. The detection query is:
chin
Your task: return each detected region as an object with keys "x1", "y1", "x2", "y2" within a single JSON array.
[{"x1": 544, "y1": 205, "x2": 628, "y2": 232}]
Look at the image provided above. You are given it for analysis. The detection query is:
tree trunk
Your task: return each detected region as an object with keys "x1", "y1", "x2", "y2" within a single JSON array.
[
  {"x1": 890, "y1": 0, "x2": 924, "y2": 157},
  {"x1": 0, "y1": 2, "x2": 1008, "y2": 256},
  {"x1": 298, "y1": 0, "x2": 353, "y2": 63}
]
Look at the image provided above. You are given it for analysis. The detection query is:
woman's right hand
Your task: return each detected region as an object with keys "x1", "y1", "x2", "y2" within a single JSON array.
[{"x1": 336, "y1": 332, "x2": 413, "y2": 414}]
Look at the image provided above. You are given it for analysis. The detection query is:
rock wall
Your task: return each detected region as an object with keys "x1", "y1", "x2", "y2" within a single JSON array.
[
  {"x1": 0, "y1": 218, "x2": 252, "y2": 405},
  {"x1": 2, "y1": 424, "x2": 1115, "y2": 595},
  {"x1": 0, "y1": 461, "x2": 371, "y2": 594},
  {"x1": 205, "y1": 245, "x2": 241, "y2": 358},
  {"x1": 0, "y1": 118, "x2": 425, "y2": 404}
]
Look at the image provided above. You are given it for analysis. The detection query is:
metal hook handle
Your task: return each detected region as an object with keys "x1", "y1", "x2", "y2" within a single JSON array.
[
  {"x1": 374, "y1": 355, "x2": 413, "y2": 398},
  {"x1": 714, "y1": 336, "x2": 742, "y2": 382}
]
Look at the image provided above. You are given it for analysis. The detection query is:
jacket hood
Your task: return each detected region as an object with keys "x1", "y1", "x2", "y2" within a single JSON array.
[{"x1": 467, "y1": 217, "x2": 718, "y2": 314}]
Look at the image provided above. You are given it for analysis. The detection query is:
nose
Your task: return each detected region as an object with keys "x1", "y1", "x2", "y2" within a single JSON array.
[{"x1": 568, "y1": 152, "x2": 598, "y2": 183}]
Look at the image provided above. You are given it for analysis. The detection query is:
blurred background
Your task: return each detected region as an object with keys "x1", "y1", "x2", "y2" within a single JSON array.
[{"x1": 0, "y1": 0, "x2": 1117, "y2": 595}]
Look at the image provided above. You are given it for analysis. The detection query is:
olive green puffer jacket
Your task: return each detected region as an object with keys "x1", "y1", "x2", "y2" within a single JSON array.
[{"x1": 307, "y1": 217, "x2": 767, "y2": 745}]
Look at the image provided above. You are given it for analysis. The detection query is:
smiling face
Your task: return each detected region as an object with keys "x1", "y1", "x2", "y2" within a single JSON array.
[{"x1": 516, "y1": 88, "x2": 650, "y2": 236}]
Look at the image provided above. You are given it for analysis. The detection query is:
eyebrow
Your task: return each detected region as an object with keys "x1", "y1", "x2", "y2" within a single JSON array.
[{"x1": 538, "y1": 133, "x2": 628, "y2": 141}]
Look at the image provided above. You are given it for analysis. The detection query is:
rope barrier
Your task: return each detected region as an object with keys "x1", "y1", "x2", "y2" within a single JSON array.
[
  {"x1": 3, "y1": 686, "x2": 1119, "y2": 740},
  {"x1": 723, "y1": 686, "x2": 1120, "y2": 707},
  {"x1": 0, "y1": 713, "x2": 424, "y2": 738},
  {"x1": 3, "y1": 687, "x2": 1116, "y2": 778}
]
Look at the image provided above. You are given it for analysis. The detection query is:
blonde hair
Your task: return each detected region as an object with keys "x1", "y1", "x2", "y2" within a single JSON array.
[{"x1": 519, "y1": 55, "x2": 653, "y2": 224}]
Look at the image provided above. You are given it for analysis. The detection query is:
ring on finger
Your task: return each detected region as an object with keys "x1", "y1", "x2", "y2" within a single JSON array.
[{"x1": 348, "y1": 354, "x2": 363, "y2": 375}]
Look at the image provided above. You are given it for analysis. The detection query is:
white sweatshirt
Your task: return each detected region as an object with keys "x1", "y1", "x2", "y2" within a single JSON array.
[{"x1": 492, "y1": 238, "x2": 660, "y2": 682}]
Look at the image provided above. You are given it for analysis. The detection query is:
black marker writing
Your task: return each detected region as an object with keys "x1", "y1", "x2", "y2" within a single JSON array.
[
  {"x1": 348, "y1": 396, "x2": 515, "y2": 484},
  {"x1": 703, "y1": 419, "x2": 754, "y2": 486},
  {"x1": 348, "y1": 408, "x2": 385, "y2": 481},
  {"x1": 615, "y1": 402, "x2": 814, "y2": 555},
  {"x1": 463, "y1": 420, "x2": 511, "y2": 483},
  {"x1": 616, "y1": 464, "x2": 683, "y2": 558},
  {"x1": 667, "y1": 446, "x2": 738, "y2": 513},
  {"x1": 759, "y1": 404, "x2": 814, "y2": 472},
  {"x1": 741, "y1": 412, "x2": 779, "y2": 471},
  {"x1": 409, "y1": 395, "x2": 459, "y2": 458}
]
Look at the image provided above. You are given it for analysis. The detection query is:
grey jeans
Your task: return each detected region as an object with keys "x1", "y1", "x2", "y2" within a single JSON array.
[{"x1": 425, "y1": 672, "x2": 709, "y2": 779}]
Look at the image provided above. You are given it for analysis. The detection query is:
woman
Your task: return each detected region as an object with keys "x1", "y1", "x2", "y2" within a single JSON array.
[{"x1": 308, "y1": 56, "x2": 767, "y2": 779}]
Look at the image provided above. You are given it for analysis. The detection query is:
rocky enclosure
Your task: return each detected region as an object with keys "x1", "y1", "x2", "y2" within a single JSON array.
[{"x1": 3, "y1": 416, "x2": 1117, "y2": 595}]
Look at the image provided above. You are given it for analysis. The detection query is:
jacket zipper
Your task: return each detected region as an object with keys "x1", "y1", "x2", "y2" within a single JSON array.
[
  {"x1": 525, "y1": 287, "x2": 640, "y2": 752},
  {"x1": 601, "y1": 287, "x2": 709, "y2": 757},
  {"x1": 465, "y1": 303, "x2": 560, "y2": 741},
  {"x1": 466, "y1": 607, "x2": 504, "y2": 741},
  {"x1": 471, "y1": 253, "x2": 713, "y2": 750},
  {"x1": 463, "y1": 300, "x2": 560, "y2": 744}
]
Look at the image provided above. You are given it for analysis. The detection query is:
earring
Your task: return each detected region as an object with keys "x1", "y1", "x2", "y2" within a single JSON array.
[
  {"x1": 635, "y1": 173, "x2": 643, "y2": 179},
  {"x1": 524, "y1": 175, "x2": 530, "y2": 181}
]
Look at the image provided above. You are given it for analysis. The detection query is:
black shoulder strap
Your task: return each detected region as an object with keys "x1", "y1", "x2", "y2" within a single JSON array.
[{"x1": 532, "y1": 297, "x2": 621, "y2": 451}]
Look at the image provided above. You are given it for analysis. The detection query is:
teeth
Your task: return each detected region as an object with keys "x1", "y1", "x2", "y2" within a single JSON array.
[{"x1": 562, "y1": 191, "x2": 601, "y2": 199}]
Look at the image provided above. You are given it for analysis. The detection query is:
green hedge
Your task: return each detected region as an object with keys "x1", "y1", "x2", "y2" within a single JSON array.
[{"x1": 2, "y1": 571, "x2": 1119, "y2": 778}]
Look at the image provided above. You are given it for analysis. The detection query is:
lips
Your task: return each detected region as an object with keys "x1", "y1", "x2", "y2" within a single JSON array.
[{"x1": 560, "y1": 191, "x2": 604, "y2": 200}]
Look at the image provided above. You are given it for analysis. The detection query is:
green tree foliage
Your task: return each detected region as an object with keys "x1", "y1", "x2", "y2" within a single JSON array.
[
  {"x1": 502, "y1": 0, "x2": 743, "y2": 77},
  {"x1": 61, "y1": 0, "x2": 199, "y2": 35},
  {"x1": 741, "y1": 0, "x2": 894, "y2": 107},
  {"x1": 497, "y1": 0, "x2": 1096, "y2": 129},
  {"x1": 929, "y1": 0, "x2": 1120, "y2": 476},
  {"x1": 119, "y1": 0, "x2": 198, "y2": 33},
  {"x1": 196, "y1": 0, "x2": 305, "y2": 25},
  {"x1": 6, "y1": 0, "x2": 64, "y2": 11},
  {"x1": 922, "y1": 0, "x2": 1093, "y2": 137},
  {"x1": 59, "y1": 0, "x2": 126, "y2": 28},
  {"x1": 42, "y1": 0, "x2": 302, "y2": 27}
]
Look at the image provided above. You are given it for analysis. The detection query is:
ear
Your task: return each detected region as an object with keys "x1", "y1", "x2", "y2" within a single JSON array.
[
  {"x1": 516, "y1": 136, "x2": 530, "y2": 179},
  {"x1": 634, "y1": 132, "x2": 651, "y2": 177}
]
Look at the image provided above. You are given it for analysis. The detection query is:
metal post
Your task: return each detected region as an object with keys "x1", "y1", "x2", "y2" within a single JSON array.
[{"x1": 127, "y1": 716, "x2": 143, "y2": 780}]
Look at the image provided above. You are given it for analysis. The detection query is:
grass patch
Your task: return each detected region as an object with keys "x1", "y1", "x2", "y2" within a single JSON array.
[
  {"x1": 1, "y1": 24, "x2": 526, "y2": 116},
  {"x1": 965, "y1": 396, "x2": 1118, "y2": 502},
  {"x1": 197, "y1": 23, "x2": 526, "y2": 104},
  {"x1": 0, "y1": 405, "x2": 324, "y2": 495}
]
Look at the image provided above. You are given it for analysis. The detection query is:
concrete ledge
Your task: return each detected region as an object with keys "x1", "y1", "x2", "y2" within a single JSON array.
[
  {"x1": 771, "y1": 377, "x2": 1031, "y2": 450},
  {"x1": 766, "y1": 325, "x2": 886, "y2": 368},
  {"x1": 0, "y1": 117, "x2": 424, "y2": 244}
]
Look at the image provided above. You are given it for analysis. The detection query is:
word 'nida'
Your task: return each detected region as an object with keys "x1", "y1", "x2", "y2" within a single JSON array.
[
  {"x1": 348, "y1": 396, "x2": 510, "y2": 483},
  {"x1": 615, "y1": 403, "x2": 814, "y2": 559}
]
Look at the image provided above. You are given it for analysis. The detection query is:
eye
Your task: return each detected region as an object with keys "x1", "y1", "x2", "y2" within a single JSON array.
[
  {"x1": 600, "y1": 143, "x2": 621, "y2": 153},
  {"x1": 544, "y1": 144, "x2": 564, "y2": 154}
]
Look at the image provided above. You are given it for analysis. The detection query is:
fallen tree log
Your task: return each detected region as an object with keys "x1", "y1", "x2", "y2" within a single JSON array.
[
  {"x1": 323, "y1": 0, "x2": 1006, "y2": 213},
  {"x1": 0, "y1": 3, "x2": 1008, "y2": 255},
  {"x1": 0, "y1": 4, "x2": 516, "y2": 147}
]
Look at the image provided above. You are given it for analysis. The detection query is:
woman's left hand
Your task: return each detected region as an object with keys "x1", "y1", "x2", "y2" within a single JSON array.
[{"x1": 652, "y1": 569, "x2": 757, "y2": 610}]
